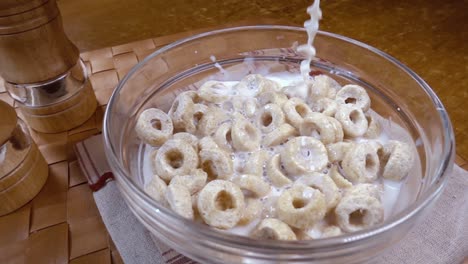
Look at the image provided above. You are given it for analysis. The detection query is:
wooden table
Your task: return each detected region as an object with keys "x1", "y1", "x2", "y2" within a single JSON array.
[{"x1": 0, "y1": 24, "x2": 467, "y2": 263}]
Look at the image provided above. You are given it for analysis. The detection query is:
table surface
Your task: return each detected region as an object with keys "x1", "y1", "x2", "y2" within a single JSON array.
[{"x1": 1, "y1": 1, "x2": 468, "y2": 262}]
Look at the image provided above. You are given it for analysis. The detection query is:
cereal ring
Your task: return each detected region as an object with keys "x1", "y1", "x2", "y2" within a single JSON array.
[
  {"x1": 335, "y1": 194, "x2": 384, "y2": 232},
  {"x1": 363, "y1": 114, "x2": 381, "y2": 139},
  {"x1": 335, "y1": 84, "x2": 371, "y2": 111},
  {"x1": 198, "y1": 81, "x2": 231, "y2": 103},
  {"x1": 197, "y1": 180, "x2": 245, "y2": 229},
  {"x1": 244, "y1": 150, "x2": 269, "y2": 176},
  {"x1": 173, "y1": 132, "x2": 198, "y2": 150},
  {"x1": 251, "y1": 218, "x2": 297, "y2": 241},
  {"x1": 169, "y1": 91, "x2": 196, "y2": 130},
  {"x1": 144, "y1": 175, "x2": 168, "y2": 207},
  {"x1": 283, "y1": 97, "x2": 313, "y2": 129},
  {"x1": 282, "y1": 82, "x2": 309, "y2": 100},
  {"x1": 166, "y1": 183, "x2": 194, "y2": 219},
  {"x1": 135, "y1": 108, "x2": 174, "y2": 146},
  {"x1": 239, "y1": 198, "x2": 262, "y2": 225},
  {"x1": 329, "y1": 165, "x2": 352, "y2": 189},
  {"x1": 281, "y1": 136, "x2": 328, "y2": 175},
  {"x1": 380, "y1": 140, "x2": 414, "y2": 181},
  {"x1": 236, "y1": 74, "x2": 278, "y2": 96},
  {"x1": 296, "y1": 172, "x2": 341, "y2": 211},
  {"x1": 198, "y1": 106, "x2": 230, "y2": 136},
  {"x1": 232, "y1": 96, "x2": 257, "y2": 118},
  {"x1": 231, "y1": 115, "x2": 261, "y2": 151},
  {"x1": 276, "y1": 184, "x2": 326, "y2": 229},
  {"x1": 312, "y1": 98, "x2": 338, "y2": 117},
  {"x1": 322, "y1": 226, "x2": 342, "y2": 238},
  {"x1": 327, "y1": 116, "x2": 344, "y2": 143},
  {"x1": 345, "y1": 184, "x2": 383, "y2": 201},
  {"x1": 213, "y1": 122, "x2": 233, "y2": 152},
  {"x1": 154, "y1": 139, "x2": 199, "y2": 181},
  {"x1": 335, "y1": 105, "x2": 368, "y2": 138},
  {"x1": 258, "y1": 91, "x2": 288, "y2": 107},
  {"x1": 170, "y1": 169, "x2": 208, "y2": 195},
  {"x1": 198, "y1": 136, "x2": 219, "y2": 151},
  {"x1": 341, "y1": 141, "x2": 382, "y2": 183},
  {"x1": 200, "y1": 148, "x2": 233, "y2": 180},
  {"x1": 309, "y1": 74, "x2": 340, "y2": 102},
  {"x1": 149, "y1": 149, "x2": 158, "y2": 175},
  {"x1": 184, "y1": 103, "x2": 209, "y2": 134},
  {"x1": 233, "y1": 174, "x2": 271, "y2": 197},
  {"x1": 256, "y1": 103, "x2": 286, "y2": 133},
  {"x1": 299, "y1": 113, "x2": 336, "y2": 145},
  {"x1": 266, "y1": 154, "x2": 292, "y2": 187},
  {"x1": 326, "y1": 141, "x2": 353, "y2": 163},
  {"x1": 262, "y1": 123, "x2": 297, "y2": 147}
]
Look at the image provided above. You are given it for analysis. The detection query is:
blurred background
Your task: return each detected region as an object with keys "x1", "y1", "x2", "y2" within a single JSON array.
[{"x1": 57, "y1": 0, "x2": 467, "y2": 158}]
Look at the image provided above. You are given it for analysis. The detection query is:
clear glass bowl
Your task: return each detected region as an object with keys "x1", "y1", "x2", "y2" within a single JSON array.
[{"x1": 103, "y1": 26, "x2": 455, "y2": 263}]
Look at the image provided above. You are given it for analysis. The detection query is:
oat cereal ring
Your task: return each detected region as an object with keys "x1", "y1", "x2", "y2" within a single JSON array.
[
  {"x1": 232, "y1": 96, "x2": 257, "y2": 118},
  {"x1": 299, "y1": 113, "x2": 336, "y2": 145},
  {"x1": 170, "y1": 169, "x2": 208, "y2": 195},
  {"x1": 266, "y1": 154, "x2": 292, "y2": 187},
  {"x1": 251, "y1": 218, "x2": 297, "y2": 241},
  {"x1": 309, "y1": 74, "x2": 340, "y2": 102},
  {"x1": 276, "y1": 184, "x2": 327, "y2": 229},
  {"x1": 363, "y1": 114, "x2": 381, "y2": 139},
  {"x1": 198, "y1": 80, "x2": 230, "y2": 103},
  {"x1": 213, "y1": 122, "x2": 233, "y2": 152},
  {"x1": 296, "y1": 172, "x2": 341, "y2": 211},
  {"x1": 283, "y1": 97, "x2": 313, "y2": 129},
  {"x1": 199, "y1": 148, "x2": 233, "y2": 180},
  {"x1": 262, "y1": 123, "x2": 297, "y2": 147},
  {"x1": 239, "y1": 198, "x2": 262, "y2": 225},
  {"x1": 166, "y1": 183, "x2": 194, "y2": 219},
  {"x1": 258, "y1": 90, "x2": 288, "y2": 107},
  {"x1": 135, "y1": 108, "x2": 174, "y2": 146},
  {"x1": 326, "y1": 141, "x2": 353, "y2": 163},
  {"x1": 312, "y1": 98, "x2": 338, "y2": 117},
  {"x1": 281, "y1": 136, "x2": 328, "y2": 175},
  {"x1": 329, "y1": 165, "x2": 352, "y2": 189},
  {"x1": 168, "y1": 91, "x2": 196, "y2": 130},
  {"x1": 198, "y1": 136, "x2": 219, "y2": 151},
  {"x1": 327, "y1": 116, "x2": 344, "y2": 143},
  {"x1": 345, "y1": 184, "x2": 383, "y2": 201},
  {"x1": 197, "y1": 180, "x2": 245, "y2": 229},
  {"x1": 341, "y1": 141, "x2": 382, "y2": 183},
  {"x1": 233, "y1": 174, "x2": 271, "y2": 197},
  {"x1": 231, "y1": 115, "x2": 261, "y2": 151},
  {"x1": 173, "y1": 132, "x2": 198, "y2": 150},
  {"x1": 335, "y1": 194, "x2": 384, "y2": 232},
  {"x1": 380, "y1": 140, "x2": 414, "y2": 181},
  {"x1": 198, "y1": 106, "x2": 230, "y2": 136},
  {"x1": 184, "y1": 103, "x2": 209, "y2": 134},
  {"x1": 154, "y1": 139, "x2": 199, "y2": 181},
  {"x1": 144, "y1": 175, "x2": 169, "y2": 207},
  {"x1": 335, "y1": 84, "x2": 371, "y2": 112},
  {"x1": 322, "y1": 226, "x2": 342, "y2": 238},
  {"x1": 335, "y1": 105, "x2": 368, "y2": 138},
  {"x1": 236, "y1": 74, "x2": 278, "y2": 96},
  {"x1": 244, "y1": 150, "x2": 269, "y2": 176},
  {"x1": 256, "y1": 103, "x2": 286, "y2": 133},
  {"x1": 149, "y1": 149, "x2": 158, "y2": 175}
]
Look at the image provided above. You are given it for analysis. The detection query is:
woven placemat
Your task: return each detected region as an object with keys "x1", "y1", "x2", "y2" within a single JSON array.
[{"x1": 0, "y1": 22, "x2": 467, "y2": 263}]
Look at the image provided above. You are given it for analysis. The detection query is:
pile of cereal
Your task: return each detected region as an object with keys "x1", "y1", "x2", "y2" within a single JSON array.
[{"x1": 135, "y1": 73, "x2": 414, "y2": 240}]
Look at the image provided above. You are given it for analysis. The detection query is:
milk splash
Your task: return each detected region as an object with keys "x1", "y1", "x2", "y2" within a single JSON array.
[{"x1": 297, "y1": 0, "x2": 322, "y2": 82}]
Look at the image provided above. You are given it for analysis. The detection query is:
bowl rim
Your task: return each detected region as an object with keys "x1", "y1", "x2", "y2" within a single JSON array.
[{"x1": 103, "y1": 25, "x2": 455, "y2": 250}]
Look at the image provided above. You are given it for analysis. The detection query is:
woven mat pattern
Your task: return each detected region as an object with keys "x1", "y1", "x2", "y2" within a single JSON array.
[{"x1": 0, "y1": 26, "x2": 467, "y2": 263}]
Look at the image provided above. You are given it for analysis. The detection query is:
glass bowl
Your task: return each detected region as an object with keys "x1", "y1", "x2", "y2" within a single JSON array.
[{"x1": 103, "y1": 26, "x2": 454, "y2": 263}]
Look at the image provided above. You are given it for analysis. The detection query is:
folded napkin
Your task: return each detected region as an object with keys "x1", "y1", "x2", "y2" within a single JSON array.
[{"x1": 75, "y1": 134, "x2": 467, "y2": 264}]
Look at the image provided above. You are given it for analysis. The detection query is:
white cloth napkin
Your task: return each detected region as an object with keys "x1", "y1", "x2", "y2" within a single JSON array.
[{"x1": 75, "y1": 135, "x2": 467, "y2": 264}]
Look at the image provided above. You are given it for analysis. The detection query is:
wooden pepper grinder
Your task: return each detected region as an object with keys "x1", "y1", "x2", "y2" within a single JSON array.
[
  {"x1": 0, "y1": 100, "x2": 48, "y2": 216},
  {"x1": 0, "y1": 0, "x2": 97, "y2": 133}
]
